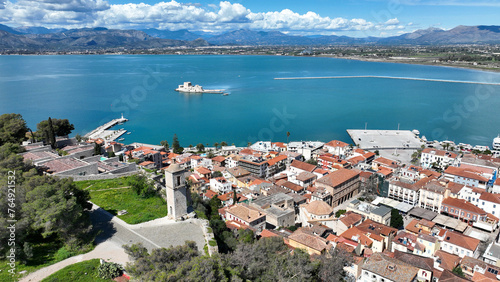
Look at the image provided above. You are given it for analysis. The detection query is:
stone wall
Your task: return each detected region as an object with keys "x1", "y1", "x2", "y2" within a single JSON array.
[
  {"x1": 194, "y1": 218, "x2": 219, "y2": 256},
  {"x1": 57, "y1": 170, "x2": 140, "y2": 181},
  {"x1": 55, "y1": 162, "x2": 99, "y2": 176}
]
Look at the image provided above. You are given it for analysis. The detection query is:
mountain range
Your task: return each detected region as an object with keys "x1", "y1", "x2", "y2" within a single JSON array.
[{"x1": 1, "y1": 24, "x2": 500, "y2": 51}]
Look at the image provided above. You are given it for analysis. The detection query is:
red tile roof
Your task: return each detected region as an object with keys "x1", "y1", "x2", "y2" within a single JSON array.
[
  {"x1": 316, "y1": 168, "x2": 360, "y2": 188},
  {"x1": 212, "y1": 156, "x2": 226, "y2": 162},
  {"x1": 325, "y1": 140, "x2": 349, "y2": 148},
  {"x1": 267, "y1": 155, "x2": 287, "y2": 166},
  {"x1": 196, "y1": 166, "x2": 211, "y2": 175},
  {"x1": 204, "y1": 190, "x2": 218, "y2": 199},
  {"x1": 422, "y1": 148, "x2": 458, "y2": 158},
  {"x1": 442, "y1": 197, "x2": 487, "y2": 215},
  {"x1": 480, "y1": 192, "x2": 500, "y2": 205},
  {"x1": 291, "y1": 160, "x2": 317, "y2": 172},
  {"x1": 441, "y1": 230, "x2": 480, "y2": 251},
  {"x1": 260, "y1": 229, "x2": 280, "y2": 238},
  {"x1": 445, "y1": 166, "x2": 489, "y2": 182}
]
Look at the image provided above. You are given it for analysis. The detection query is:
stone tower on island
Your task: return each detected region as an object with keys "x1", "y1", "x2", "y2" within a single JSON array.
[{"x1": 165, "y1": 163, "x2": 188, "y2": 220}]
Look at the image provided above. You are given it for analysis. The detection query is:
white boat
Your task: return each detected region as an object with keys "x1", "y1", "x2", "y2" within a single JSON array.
[
  {"x1": 493, "y1": 135, "x2": 500, "y2": 150},
  {"x1": 175, "y1": 82, "x2": 224, "y2": 94},
  {"x1": 127, "y1": 132, "x2": 131, "y2": 135},
  {"x1": 118, "y1": 138, "x2": 125, "y2": 141}
]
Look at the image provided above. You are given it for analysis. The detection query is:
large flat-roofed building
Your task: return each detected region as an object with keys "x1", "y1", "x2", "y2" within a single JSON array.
[
  {"x1": 315, "y1": 168, "x2": 360, "y2": 207},
  {"x1": 238, "y1": 157, "x2": 268, "y2": 178}
]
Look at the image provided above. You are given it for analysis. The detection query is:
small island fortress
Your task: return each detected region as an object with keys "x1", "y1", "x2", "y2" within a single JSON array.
[{"x1": 175, "y1": 82, "x2": 224, "y2": 94}]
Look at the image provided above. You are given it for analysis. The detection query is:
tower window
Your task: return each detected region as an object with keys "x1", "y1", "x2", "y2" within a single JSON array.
[{"x1": 176, "y1": 176, "x2": 181, "y2": 186}]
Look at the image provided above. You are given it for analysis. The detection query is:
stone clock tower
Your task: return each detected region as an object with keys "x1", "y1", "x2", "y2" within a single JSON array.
[{"x1": 165, "y1": 163, "x2": 188, "y2": 220}]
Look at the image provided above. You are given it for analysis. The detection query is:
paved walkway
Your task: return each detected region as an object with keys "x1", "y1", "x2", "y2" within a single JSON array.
[{"x1": 20, "y1": 204, "x2": 205, "y2": 282}]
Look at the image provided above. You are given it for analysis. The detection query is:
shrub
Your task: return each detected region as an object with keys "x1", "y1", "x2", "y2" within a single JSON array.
[
  {"x1": 54, "y1": 246, "x2": 73, "y2": 262},
  {"x1": 98, "y1": 261, "x2": 123, "y2": 280}
]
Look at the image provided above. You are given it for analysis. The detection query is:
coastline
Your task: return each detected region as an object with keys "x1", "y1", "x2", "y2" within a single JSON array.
[
  {"x1": 316, "y1": 54, "x2": 500, "y2": 74},
  {"x1": 4, "y1": 51, "x2": 500, "y2": 74}
]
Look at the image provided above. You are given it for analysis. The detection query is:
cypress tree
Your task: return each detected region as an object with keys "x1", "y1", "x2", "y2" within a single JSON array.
[{"x1": 48, "y1": 117, "x2": 56, "y2": 149}]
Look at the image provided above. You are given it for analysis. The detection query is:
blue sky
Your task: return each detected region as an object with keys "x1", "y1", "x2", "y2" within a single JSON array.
[{"x1": 0, "y1": 0, "x2": 498, "y2": 36}]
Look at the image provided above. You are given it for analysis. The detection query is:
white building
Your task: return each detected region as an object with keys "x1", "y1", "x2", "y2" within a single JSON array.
[
  {"x1": 324, "y1": 140, "x2": 350, "y2": 157},
  {"x1": 210, "y1": 177, "x2": 232, "y2": 194},
  {"x1": 287, "y1": 141, "x2": 324, "y2": 160},
  {"x1": 418, "y1": 179, "x2": 450, "y2": 213},
  {"x1": 437, "y1": 229, "x2": 480, "y2": 258},
  {"x1": 444, "y1": 166, "x2": 490, "y2": 189},
  {"x1": 388, "y1": 180, "x2": 420, "y2": 206},
  {"x1": 420, "y1": 148, "x2": 459, "y2": 170}
]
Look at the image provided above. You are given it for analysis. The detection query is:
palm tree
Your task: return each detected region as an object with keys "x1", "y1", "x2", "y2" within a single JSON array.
[
  {"x1": 286, "y1": 131, "x2": 290, "y2": 143},
  {"x1": 189, "y1": 144, "x2": 193, "y2": 150},
  {"x1": 214, "y1": 142, "x2": 219, "y2": 150},
  {"x1": 220, "y1": 141, "x2": 228, "y2": 147}
]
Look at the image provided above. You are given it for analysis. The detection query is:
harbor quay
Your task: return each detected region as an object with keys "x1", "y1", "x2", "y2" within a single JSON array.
[
  {"x1": 347, "y1": 129, "x2": 424, "y2": 150},
  {"x1": 84, "y1": 114, "x2": 128, "y2": 141}
]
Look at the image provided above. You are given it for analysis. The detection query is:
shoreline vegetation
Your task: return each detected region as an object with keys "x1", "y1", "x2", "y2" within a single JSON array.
[{"x1": 2, "y1": 45, "x2": 499, "y2": 73}]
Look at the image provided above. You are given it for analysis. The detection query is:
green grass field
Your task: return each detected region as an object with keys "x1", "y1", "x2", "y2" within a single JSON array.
[
  {"x1": 41, "y1": 259, "x2": 113, "y2": 282},
  {"x1": 89, "y1": 188, "x2": 168, "y2": 224},
  {"x1": 73, "y1": 176, "x2": 136, "y2": 191},
  {"x1": 0, "y1": 240, "x2": 93, "y2": 282}
]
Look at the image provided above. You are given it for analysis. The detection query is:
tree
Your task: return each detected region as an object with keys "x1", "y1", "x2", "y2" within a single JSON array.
[
  {"x1": 452, "y1": 265, "x2": 465, "y2": 277},
  {"x1": 390, "y1": 209, "x2": 404, "y2": 229},
  {"x1": 93, "y1": 142, "x2": 102, "y2": 155},
  {"x1": 232, "y1": 188, "x2": 238, "y2": 204},
  {"x1": 48, "y1": 117, "x2": 57, "y2": 149},
  {"x1": 335, "y1": 209, "x2": 347, "y2": 218},
  {"x1": 37, "y1": 118, "x2": 74, "y2": 141},
  {"x1": 75, "y1": 133, "x2": 83, "y2": 143},
  {"x1": 196, "y1": 143, "x2": 205, "y2": 152},
  {"x1": 172, "y1": 134, "x2": 183, "y2": 154},
  {"x1": 0, "y1": 113, "x2": 28, "y2": 145},
  {"x1": 305, "y1": 158, "x2": 318, "y2": 166},
  {"x1": 317, "y1": 248, "x2": 353, "y2": 282},
  {"x1": 214, "y1": 142, "x2": 219, "y2": 150},
  {"x1": 374, "y1": 150, "x2": 380, "y2": 156},
  {"x1": 189, "y1": 144, "x2": 193, "y2": 150},
  {"x1": 128, "y1": 175, "x2": 156, "y2": 198},
  {"x1": 211, "y1": 171, "x2": 223, "y2": 178},
  {"x1": 220, "y1": 141, "x2": 227, "y2": 147},
  {"x1": 160, "y1": 140, "x2": 169, "y2": 152},
  {"x1": 286, "y1": 131, "x2": 290, "y2": 143}
]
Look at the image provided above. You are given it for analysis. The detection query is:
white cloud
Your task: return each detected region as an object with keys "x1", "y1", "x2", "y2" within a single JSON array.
[
  {"x1": 0, "y1": 0, "x2": 412, "y2": 35},
  {"x1": 385, "y1": 18, "x2": 399, "y2": 25},
  {"x1": 401, "y1": 0, "x2": 500, "y2": 6}
]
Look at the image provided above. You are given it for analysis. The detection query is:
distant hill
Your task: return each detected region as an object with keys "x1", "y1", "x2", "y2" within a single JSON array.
[
  {"x1": 0, "y1": 30, "x2": 42, "y2": 49},
  {"x1": 15, "y1": 26, "x2": 67, "y2": 34},
  {"x1": 1, "y1": 24, "x2": 500, "y2": 51},
  {"x1": 0, "y1": 24, "x2": 23, "y2": 35},
  {"x1": 140, "y1": 28, "x2": 206, "y2": 41},
  {"x1": 0, "y1": 27, "x2": 209, "y2": 51},
  {"x1": 379, "y1": 25, "x2": 500, "y2": 44}
]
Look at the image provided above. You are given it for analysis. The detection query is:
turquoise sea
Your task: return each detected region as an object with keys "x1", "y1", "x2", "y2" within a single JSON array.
[{"x1": 1, "y1": 55, "x2": 500, "y2": 147}]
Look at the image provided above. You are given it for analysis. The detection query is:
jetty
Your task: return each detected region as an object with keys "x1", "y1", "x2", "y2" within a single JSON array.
[
  {"x1": 347, "y1": 129, "x2": 424, "y2": 150},
  {"x1": 84, "y1": 114, "x2": 128, "y2": 142},
  {"x1": 274, "y1": 75, "x2": 500, "y2": 86}
]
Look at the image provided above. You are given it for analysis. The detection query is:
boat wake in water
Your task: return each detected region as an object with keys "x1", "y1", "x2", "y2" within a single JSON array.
[{"x1": 274, "y1": 75, "x2": 500, "y2": 86}]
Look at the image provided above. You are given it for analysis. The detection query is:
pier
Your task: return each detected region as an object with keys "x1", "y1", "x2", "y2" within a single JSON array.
[
  {"x1": 274, "y1": 75, "x2": 500, "y2": 86},
  {"x1": 84, "y1": 114, "x2": 129, "y2": 142},
  {"x1": 347, "y1": 129, "x2": 424, "y2": 150}
]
